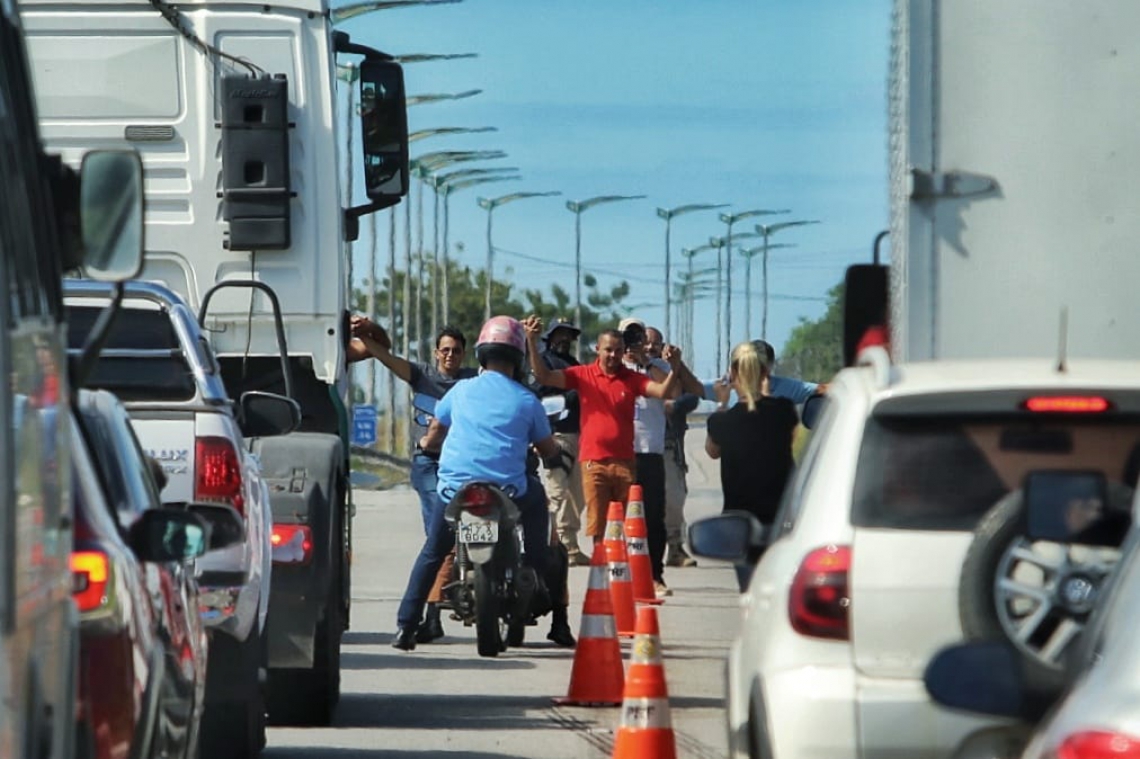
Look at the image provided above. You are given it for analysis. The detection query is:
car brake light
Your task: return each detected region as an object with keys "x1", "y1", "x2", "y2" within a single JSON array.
[
  {"x1": 1058, "y1": 730, "x2": 1140, "y2": 759},
  {"x1": 195, "y1": 436, "x2": 244, "y2": 515},
  {"x1": 461, "y1": 486, "x2": 495, "y2": 517},
  {"x1": 1024, "y1": 396, "x2": 1111, "y2": 413},
  {"x1": 789, "y1": 544, "x2": 851, "y2": 640},
  {"x1": 271, "y1": 525, "x2": 314, "y2": 565},
  {"x1": 71, "y1": 551, "x2": 111, "y2": 612}
]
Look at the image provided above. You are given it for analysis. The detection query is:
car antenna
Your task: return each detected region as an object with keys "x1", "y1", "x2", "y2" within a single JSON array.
[{"x1": 1056, "y1": 306, "x2": 1068, "y2": 373}]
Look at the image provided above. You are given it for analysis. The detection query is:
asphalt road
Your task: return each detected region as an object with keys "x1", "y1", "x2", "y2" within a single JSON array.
[{"x1": 264, "y1": 423, "x2": 737, "y2": 759}]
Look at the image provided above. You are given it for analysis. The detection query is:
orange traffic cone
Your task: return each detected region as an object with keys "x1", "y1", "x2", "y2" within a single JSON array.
[
  {"x1": 612, "y1": 606, "x2": 677, "y2": 759},
  {"x1": 604, "y1": 500, "x2": 637, "y2": 637},
  {"x1": 624, "y1": 485, "x2": 662, "y2": 605},
  {"x1": 553, "y1": 546, "x2": 624, "y2": 707}
]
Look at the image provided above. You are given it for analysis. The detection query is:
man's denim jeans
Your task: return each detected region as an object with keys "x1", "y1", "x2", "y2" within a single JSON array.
[
  {"x1": 409, "y1": 452, "x2": 439, "y2": 535},
  {"x1": 396, "y1": 476, "x2": 549, "y2": 630}
]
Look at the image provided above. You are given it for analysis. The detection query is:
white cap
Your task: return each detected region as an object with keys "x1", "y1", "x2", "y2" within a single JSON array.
[{"x1": 618, "y1": 317, "x2": 645, "y2": 333}]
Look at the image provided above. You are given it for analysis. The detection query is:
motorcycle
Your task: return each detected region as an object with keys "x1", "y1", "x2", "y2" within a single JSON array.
[{"x1": 411, "y1": 392, "x2": 569, "y2": 657}]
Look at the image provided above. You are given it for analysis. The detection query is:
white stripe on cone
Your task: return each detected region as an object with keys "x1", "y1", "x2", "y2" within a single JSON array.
[
  {"x1": 627, "y1": 537, "x2": 648, "y2": 556},
  {"x1": 579, "y1": 613, "x2": 617, "y2": 639},
  {"x1": 619, "y1": 697, "x2": 673, "y2": 729}
]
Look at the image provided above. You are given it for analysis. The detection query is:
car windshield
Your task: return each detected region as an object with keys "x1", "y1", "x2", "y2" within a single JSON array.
[{"x1": 852, "y1": 415, "x2": 1140, "y2": 531}]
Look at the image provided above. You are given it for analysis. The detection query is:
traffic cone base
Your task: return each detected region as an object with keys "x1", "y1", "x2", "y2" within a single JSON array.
[{"x1": 553, "y1": 546, "x2": 624, "y2": 707}]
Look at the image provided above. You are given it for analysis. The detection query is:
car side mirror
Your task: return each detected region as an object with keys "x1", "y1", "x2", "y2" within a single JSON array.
[
  {"x1": 801, "y1": 393, "x2": 826, "y2": 430},
  {"x1": 924, "y1": 641, "x2": 1059, "y2": 722},
  {"x1": 79, "y1": 150, "x2": 144, "y2": 282},
  {"x1": 127, "y1": 508, "x2": 209, "y2": 563},
  {"x1": 687, "y1": 511, "x2": 770, "y2": 563},
  {"x1": 238, "y1": 391, "x2": 301, "y2": 438},
  {"x1": 185, "y1": 503, "x2": 246, "y2": 551}
]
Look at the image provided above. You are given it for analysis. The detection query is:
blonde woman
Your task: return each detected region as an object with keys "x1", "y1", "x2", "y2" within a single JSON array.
[{"x1": 706, "y1": 341, "x2": 798, "y2": 590}]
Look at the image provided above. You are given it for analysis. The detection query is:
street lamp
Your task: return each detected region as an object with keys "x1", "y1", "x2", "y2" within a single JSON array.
[
  {"x1": 332, "y1": 0, "x2": 461, "y2": 24},
  {"x1": 719, "y1": 209, "x2": 790, "y2": 348},
  {"x1": 395, "y1": 52, "x2": 477, "y2": 64},
  {"x1": 739, "y1": 243, "x2": 795, "y2": 339},
  {"x1": 656, "y1": 203, "x2": 728, "y2": 341},
  {"x1": 479, "y1": 192, "x2": 563, "y2": 322},
  {"x1": 754, "y1": 220, "x2": 821, "y2": 340},
  {"x1": 433, "y1": 173, "x2": 522, "y2": 324},
  {"x1": 567, "y1": 195, "x2": 646, "y2": 354},
  {"x1": 409, "y1": 126, "x2": 496, "y2": 143},
  {"x1": 406, "y1": 90, "x2": 482, "y2": 107}
]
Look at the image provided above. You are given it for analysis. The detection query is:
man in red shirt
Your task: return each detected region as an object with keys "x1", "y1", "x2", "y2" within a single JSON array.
[{"x1": 524, "y1": 315, "x2": 681, "y2": 548}]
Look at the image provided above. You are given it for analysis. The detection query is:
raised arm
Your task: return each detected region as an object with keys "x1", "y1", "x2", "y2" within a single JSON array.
[
  {"x1": 643, "y1": 345, "x2": 682, "y2": 400},
  {"x1": 523, "y1": 315, "x2": 567, "y2": 389},
  {"x1": 351, "y1": 315, "x2": 414, "y2": 385}
]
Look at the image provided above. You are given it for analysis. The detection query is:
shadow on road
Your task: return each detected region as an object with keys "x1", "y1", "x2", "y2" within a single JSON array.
[
  {"x1": 341, "y1": 650, "x2": 537, "y2": 671},
  {"x1": 265, "y1": 748, "x2": 531, "y2": 759},
  {"x1": 331, "y1": 692, "x2": 562, "y2": 730}
]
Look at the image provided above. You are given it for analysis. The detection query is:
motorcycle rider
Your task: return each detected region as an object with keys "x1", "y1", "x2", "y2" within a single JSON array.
[{"x1": 392, "y1": 316, "x2": 571, "y2": 651}]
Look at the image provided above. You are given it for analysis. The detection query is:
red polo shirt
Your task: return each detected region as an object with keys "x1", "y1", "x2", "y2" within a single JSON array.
[{"x1": 564, "y1": 362, "x2": 650, "y2": 461}]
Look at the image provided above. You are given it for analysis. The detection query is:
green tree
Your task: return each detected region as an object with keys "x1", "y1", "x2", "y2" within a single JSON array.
[{"x1": 778, "y1": 281, "x2": 843, "y2": 383}]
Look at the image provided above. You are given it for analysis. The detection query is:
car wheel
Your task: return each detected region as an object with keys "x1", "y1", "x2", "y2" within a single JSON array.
[
  {"x1": 199, "y1": 630, "x2": 266, "y2": 759},
  {"x1": 959, "y1": 485, "x2": 1128, "y2": 682}
]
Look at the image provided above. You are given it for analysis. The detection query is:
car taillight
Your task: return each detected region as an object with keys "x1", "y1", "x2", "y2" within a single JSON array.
[
  {"x1": 71, "y1": 551, "x2": 111, "y2": 612},
  {"x1": 195, "y1": 436, "x2": 244, "y2": 515},
  {"x1": 1058, "y1": 731, "x2": 1140, "y2": 759},
  {"x1": 461, "y1": 486, "x2": 495, "y2": 517},
  {"x1": 1024, "y1": 396, "x2": 1111, "y2": 413},
  {"x1": 789, "y1": 544, "x2": 851, "y2": 640},
  {"x1": 271, "y1": 525, "x2": 313, "y2": 565}
]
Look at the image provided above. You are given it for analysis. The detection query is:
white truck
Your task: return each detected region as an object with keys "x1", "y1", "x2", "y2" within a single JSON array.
[
  {"x1": 21, "y1": 0, "x2": 410, "y2": 732},
  {"x1": 877, "y1": 0, "x2": 1140, "y2": 363}
]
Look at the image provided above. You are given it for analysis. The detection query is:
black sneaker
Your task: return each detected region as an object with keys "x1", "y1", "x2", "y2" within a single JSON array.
[
  {"x1": 547, "y1": 622, "x2": 576, "y2": 648},
  {"x1": 415, "y1": 616, "x2": 444, "y2": 643},
  {"x1": 392, "y1": 627, "x2": 417, "y2": 651}
]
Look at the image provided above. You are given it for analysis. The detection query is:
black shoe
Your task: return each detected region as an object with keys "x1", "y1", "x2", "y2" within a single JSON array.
[
  {"x1": 547, "y1": 621, "x2": 576, "y2": 648},
  {"x1": 392, "y1": 627, "x2": 417, "y2": 651},
  {"x1": 415, "y1": 616, "x2": 444, "y2": 643}
]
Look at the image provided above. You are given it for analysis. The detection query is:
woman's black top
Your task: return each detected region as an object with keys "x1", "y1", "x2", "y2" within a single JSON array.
[{"x1": 706, "y1": 397, "x2": 798, "y2": 524}]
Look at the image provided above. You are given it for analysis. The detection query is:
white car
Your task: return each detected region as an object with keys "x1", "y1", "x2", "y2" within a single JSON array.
[{"x1": 690, "y1": 350, "x2": 1140, "y2": 759}]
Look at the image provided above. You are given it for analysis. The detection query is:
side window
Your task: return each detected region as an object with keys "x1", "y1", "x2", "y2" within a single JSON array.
[{"x1": 772, "y1": 395, "x2": 836, "y2": 538}]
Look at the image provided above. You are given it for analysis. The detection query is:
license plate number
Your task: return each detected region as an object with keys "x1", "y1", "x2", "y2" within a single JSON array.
[{"x1": 458, "y1": 520, "x2": 498, "y2": 544}]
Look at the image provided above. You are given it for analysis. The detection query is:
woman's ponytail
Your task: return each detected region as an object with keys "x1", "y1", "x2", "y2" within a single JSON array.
[{"x1": 730, "y1": 341, "x2": 767, "y2": 412}]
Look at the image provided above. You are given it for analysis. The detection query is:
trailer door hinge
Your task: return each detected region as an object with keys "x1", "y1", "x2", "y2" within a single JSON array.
[{"x1": 910, "y1": 169, "x2": 998, "y2": 200}]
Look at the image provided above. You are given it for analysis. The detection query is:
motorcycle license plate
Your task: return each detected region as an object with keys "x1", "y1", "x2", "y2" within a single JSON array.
[{"x1": 458, "y1": 520, "x2": 498, "y2": 544}]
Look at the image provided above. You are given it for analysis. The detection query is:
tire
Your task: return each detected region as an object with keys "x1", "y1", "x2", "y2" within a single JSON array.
[
  {"x1": 473, "y1": 564, "x2": 502, "y2": 658},
  {"x1": 959, "y1": 485, "x2": 1128, "y2": 686},
  {"x1": 199, "y1": 630, "x2": 265, "y2": 759}
]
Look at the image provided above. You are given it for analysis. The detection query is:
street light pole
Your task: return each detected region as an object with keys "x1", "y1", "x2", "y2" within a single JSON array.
[
  {"x1": 656, "y1": 203, "x2": 728, "y2": 341},
  {"x1": 680, "y1": 243, "x2": 718, "y2": 361},
  {"x1": 719, "y1": 209, "x2": 790, "y2": 349},
  {"x1": 755, "y1": 220, "x2": 821, "y2": 340},
  {"x1": 332, "y1": 0, "x2": 461, "y2": 25},
  {"x1": 478, "y1": 191, "x2": 562, "y2": 322},
  {"x1": 739, "y1": 243, "x2": 794, "y2": 338},
  {"x1": 567, "y1": 195, "x2": 646, "y2": 356}
]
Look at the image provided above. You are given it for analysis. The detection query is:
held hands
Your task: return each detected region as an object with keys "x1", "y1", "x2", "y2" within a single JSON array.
[
  {"x1": 713, "y1": 377, "x2": 732, "y2": 406},
  {"x1": 522, "y1": 315, "x2": 543, "y2": 341},
  {"x1": 662, "y1": 343, "x2": 682, "y2": 369},
  {"x1": 351, "y1": 315, "x2": 392, "y2": 351}
]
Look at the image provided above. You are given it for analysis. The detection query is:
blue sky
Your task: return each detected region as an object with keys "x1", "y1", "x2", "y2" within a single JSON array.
[{"x1": 340, "y1": 0, "x2": 892, "y2": 379}]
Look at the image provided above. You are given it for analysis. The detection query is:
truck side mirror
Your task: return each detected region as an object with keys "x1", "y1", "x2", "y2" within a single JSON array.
[
  {"x1": 359, "y1": 59, "x2": 409, "y2": 202},
  {"x1": 79, "y1": 150, "x2": 144, "y2": 282}
]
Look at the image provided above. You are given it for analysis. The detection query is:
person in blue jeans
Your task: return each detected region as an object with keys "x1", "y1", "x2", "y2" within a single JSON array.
[
  {"x1": 351, "y1": 315, "x2": 476, "y2": 642},
  {"x1": 392, "y1": 315, "x2": 570, "y2": 651}
]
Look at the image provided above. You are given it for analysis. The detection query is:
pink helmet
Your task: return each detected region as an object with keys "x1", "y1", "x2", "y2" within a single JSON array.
[{"x1": 475, "y1": 315, "x2": 526, "y2": 368}]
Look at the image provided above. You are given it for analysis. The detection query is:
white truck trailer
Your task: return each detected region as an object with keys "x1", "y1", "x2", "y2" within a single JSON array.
[
  {"x1": 849, "y1": 0, "x2": 1140, "y2": 364},
  {"x1": 21, "y1": 0, "x2": 410, "y2": 737}
]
